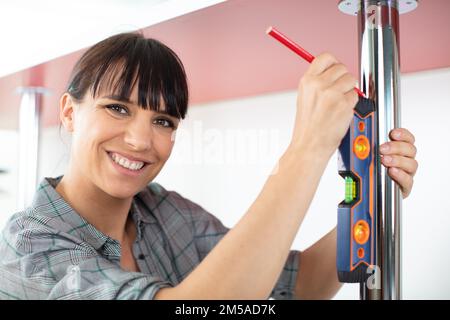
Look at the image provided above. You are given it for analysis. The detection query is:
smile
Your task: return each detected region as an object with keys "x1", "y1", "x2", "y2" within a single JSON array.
[{"x1": 106, "y1": 151, "x2": 150, "y2": 174}]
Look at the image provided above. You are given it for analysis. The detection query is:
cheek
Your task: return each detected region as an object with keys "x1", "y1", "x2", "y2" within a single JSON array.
[
  {"x1": 153, "y1": 132, "x2": 175, "y2": 161},
  {"x1": 72, "y1": 115, "x2": 118, "y2": 162}
]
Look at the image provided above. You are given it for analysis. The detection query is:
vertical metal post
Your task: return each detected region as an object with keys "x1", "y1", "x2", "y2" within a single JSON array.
[
  {"x1": 16, "y1": 87, "x2": 47, "y2": 211},
  {"x1": 338, "y1": 0, "x2": 418, "y2": 300}
]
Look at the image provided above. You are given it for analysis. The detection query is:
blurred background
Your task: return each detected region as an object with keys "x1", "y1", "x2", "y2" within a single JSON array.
[{"x1": 0, "y1": 0, "x2": 449, "y2": 299}]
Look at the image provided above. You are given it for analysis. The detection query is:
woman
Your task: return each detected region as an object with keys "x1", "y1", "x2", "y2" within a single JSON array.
[{"x1": 0, "y1": 32, "x2": 418, "y2": 299}]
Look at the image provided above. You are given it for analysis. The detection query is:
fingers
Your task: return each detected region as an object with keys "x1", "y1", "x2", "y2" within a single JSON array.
[
  {"x1": 381, "y1": 155, "x2": 419, "y2": 176},
  {"x1": 306, "y1": 52, "x2": 339, "y2": 76},
  {"x1": 319, "y1": 63, "x2": 349, "y2": 86},
  {"x1": 379, "y1": 141, "x2": 417, "y2": 158},
  {"x1": 304, "y1": 52, "x2": 358, "y2": 100},
  {"x1": 387, "y1": 167, "x2": 413, "y2": 198},
  {"x1": 381, "y1": 127, "x2": 418, "y2": 199},
  {"x1": 389, "y1": 128, "x2": 415, "y2": 144},
  {"x1": 344, "y1": 89, "x2": 359, "y2": 108},
  {"x1": 331, "y1": 72, "x2": 358, "y2": 94}
]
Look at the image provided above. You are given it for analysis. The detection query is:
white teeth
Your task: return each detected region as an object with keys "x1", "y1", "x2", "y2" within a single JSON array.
[{"x1": 109, "y1": 152, "x2": 145, "y2": 171}]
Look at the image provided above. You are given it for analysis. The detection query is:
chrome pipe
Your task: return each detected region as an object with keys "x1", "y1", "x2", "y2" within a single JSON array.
[
  {"x1": 16, "y1": 87, "x2": 47, "y2": 211},
  {"x1": 358, "y1": 0, "x2": 402, "y2": 300},
  {"x1": 338, "y1": 0, "x2": 418, "y2": 300}
]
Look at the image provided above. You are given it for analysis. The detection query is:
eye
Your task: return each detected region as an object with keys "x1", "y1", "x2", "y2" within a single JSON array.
[
  {"x1": 106, "y1": 104, "x2": 129, "y2": 115},
  {"x1": 153, "y1": 117, "x2": 175, "y2": 128}
]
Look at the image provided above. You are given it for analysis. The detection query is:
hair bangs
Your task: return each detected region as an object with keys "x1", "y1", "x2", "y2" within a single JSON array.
[{"x1": 67, "y1": 33, "x2": 189, "y2": 119}]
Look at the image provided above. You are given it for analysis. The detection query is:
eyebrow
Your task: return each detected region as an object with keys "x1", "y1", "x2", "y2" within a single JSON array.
[
  {"x1": 101, "y1": 95, "x2": 173, "y2": 117},
  {"x1": 102, "y1": 95, "x2": 135, "y2": 104}
]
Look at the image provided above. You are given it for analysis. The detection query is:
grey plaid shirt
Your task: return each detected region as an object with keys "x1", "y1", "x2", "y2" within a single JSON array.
[{"x1": 0, "y1": 176, "x2": 300, "y2": 300}]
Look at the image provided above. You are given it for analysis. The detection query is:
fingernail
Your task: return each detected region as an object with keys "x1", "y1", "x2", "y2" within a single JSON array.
[
  {"x1": 380, "y1": 144, "x2": 389, "y2": 153},
  {"x1": 383, "y1": 156, "x2": 392, "y2": 163},
  {"x1": 393, "y1": 130, "x2": 401, "y2": 138}
]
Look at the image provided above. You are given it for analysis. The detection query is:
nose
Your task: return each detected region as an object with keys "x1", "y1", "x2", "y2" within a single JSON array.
[{"x1": 123, "y1": 117, "x2": 153, "y2": 151}]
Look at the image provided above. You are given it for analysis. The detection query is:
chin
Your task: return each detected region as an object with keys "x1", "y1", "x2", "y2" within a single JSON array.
[{"x1": 102, "y1": 182, "x2": 145, "y2": 200}]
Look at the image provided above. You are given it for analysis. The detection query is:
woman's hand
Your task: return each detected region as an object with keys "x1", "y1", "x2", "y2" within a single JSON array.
[
  {"x1": 380, "y1": 128, "x2": 418, "y2": 198},
  {"x1": 290, "y1": 53, "x2": 358, "y2": 159}
]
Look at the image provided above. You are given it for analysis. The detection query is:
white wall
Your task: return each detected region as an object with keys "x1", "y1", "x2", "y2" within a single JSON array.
[{"x1": 1, "y1": 67, "x2": 449, "y2": 299}]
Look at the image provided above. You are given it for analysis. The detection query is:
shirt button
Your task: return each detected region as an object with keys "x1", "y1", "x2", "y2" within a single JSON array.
[{"x1": 138, "y1": 254, "x2": 145, "y2": 260}]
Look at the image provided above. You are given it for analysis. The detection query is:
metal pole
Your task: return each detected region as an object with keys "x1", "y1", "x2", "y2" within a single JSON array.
[
  {"x1": 338, "y1": 0, "x2": 418, "y2": 300},
  {"x1": 16, "y1": 87, "x2": 47, "y2": 211}
]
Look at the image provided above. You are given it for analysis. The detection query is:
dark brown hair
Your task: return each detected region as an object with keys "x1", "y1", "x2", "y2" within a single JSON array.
[{"x1": 66, "y1": 32, "x2": 189, "y2": 119}]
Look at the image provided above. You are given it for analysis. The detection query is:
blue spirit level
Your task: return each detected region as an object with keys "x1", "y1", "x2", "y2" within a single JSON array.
[{"x1": 337, "y1": 96, "x2": 377, "y2": 283}]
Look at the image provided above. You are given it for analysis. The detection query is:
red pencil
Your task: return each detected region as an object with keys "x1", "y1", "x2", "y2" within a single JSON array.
[{"x1": 266, "y1": 26, "x2": 366, "y2": 98}]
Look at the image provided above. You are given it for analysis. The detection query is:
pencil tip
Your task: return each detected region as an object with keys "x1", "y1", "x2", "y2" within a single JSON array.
[{"x1": 266, "y1": 26, "x2": 273, "y2": 34}]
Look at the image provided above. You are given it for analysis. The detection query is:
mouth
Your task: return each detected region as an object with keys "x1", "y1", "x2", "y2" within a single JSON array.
[{"x1": 106, "y1": 151, "x2": 151, "y2": 176}]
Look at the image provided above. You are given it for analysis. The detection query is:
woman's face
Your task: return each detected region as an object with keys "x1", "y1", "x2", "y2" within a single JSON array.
[{"x1": 65, "y1": 84, "x2": 180, "y2": 199}]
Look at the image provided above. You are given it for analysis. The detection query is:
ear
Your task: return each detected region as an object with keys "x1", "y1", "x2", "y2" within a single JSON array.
[{"x1": 59, "y1": 93, "x2": 75, "y2": 132}]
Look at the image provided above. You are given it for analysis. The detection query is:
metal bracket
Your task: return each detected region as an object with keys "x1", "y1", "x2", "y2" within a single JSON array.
[{"x1": 338, "y1": 0, "x2": 418, "y2": 15}]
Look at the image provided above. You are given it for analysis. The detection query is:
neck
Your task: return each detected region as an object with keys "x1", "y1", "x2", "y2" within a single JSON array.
[{"x1": 55, "y1": 165, "x2": 132, "y2": 243}]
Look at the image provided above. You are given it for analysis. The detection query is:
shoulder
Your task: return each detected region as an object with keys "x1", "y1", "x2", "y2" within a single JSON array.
[
  {"x1": 2, "y1": 207, "x2": 55, "y2": 237},
  {"x1": 3, "y1": 202, "x2": 89, "y2": 239},
  {"x1": 1, "y1": 208, "x2": 55, "y2": 259},
  {"x1": 4, "y1": 176, "x2": 90, "y2": 239},
  {"x1": 1, "y1": 206, "x2": 97, "y2": 257}
]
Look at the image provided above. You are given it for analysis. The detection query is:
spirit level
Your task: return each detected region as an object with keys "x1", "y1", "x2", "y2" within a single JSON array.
[{"x1": 337, "y1": 96, "x2": 376, "y2": 283}]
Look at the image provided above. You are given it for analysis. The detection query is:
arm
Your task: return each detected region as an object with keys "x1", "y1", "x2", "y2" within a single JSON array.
[
  {"x1": 294, "y1": 227, "x2": 342, "y2": 299},
  {"x1": 155, "y1": 53, "x2": 359, "y2": 300},
  {"x1": 157, "y1": 146, "x2": 329, "y2": 299}
]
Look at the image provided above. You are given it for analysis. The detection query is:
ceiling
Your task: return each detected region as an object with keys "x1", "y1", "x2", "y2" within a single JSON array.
[
  {"x1": 0, "y1": 0, "x2": 449, "y2": 130},
  {"x1": 0, "y1": 0, "x2": 225, "y2": 78}
]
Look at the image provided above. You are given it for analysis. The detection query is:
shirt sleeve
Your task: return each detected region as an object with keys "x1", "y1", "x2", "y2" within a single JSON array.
[
  {"x1": 270, "y1": 249, "x2": 301, "y2": 300},
  {"x1": 169, "y1": 190, "x2": 301, "y2": 300},
  {"x1": 0, "y1": 211, "x2": 172, "y2": 300}
]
